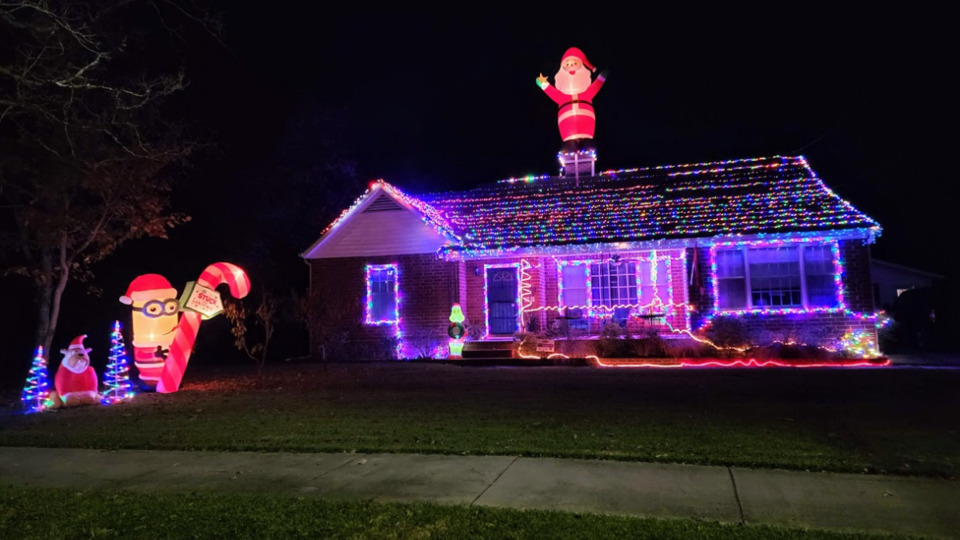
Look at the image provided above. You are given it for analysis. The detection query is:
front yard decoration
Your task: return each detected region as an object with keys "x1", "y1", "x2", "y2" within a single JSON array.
[
  {"x1": 119, "y1": 274, "x2": 179, "y2": 390},
  {"x1": 20, "y1": 346, "x2": 50, "y2": 413},
  {"x1": 156, "y1": 262, "x2": 250, "y2": 394},
  {"x1": 101, "y1": 321, "x2": 135, "y2": 404},
  {"x1": 49, "y1": 335, "x2": 100, "y2": 408},
  {"x1": 448, "y1": 303, "x2": 466, "y2": 358},
  {"x1": 840, "y1": 329, "x2": 881, "y2": 359}
]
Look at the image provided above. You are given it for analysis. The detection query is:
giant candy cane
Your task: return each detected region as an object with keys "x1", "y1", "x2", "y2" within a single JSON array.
[{"x1": 156, "y1": 263, "x2": 251, "y2": 394}]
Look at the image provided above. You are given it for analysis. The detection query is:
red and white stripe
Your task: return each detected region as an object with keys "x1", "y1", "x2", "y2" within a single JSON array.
[{"x1": 157, "y1": 263, "x2": 251, "y2": 394}]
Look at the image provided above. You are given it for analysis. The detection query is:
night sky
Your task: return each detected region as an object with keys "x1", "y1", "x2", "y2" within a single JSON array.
[{"x1": 3, "y1": 7, "x2": 954, "y2": 370}]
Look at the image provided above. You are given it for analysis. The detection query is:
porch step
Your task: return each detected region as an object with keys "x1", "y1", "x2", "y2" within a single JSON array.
[{"x1": 462, "y1": 340, "x2": 514, "y2": 359}]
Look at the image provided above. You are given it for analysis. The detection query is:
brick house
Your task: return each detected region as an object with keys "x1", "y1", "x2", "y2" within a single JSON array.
[{"x1": 302, "y1": 154, "x2": 881, "y2": 359}]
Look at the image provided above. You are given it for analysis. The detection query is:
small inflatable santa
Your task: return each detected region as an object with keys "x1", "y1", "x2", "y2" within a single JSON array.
[
  {"x1": 536, "y1": 47, "x2": 607, "y2": 149},
  {"x1": 50, "y1": 335, "x2": 100, "y2": 407}
]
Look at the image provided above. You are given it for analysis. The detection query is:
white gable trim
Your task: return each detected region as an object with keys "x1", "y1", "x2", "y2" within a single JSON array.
[{"x1": 301, "y1": 184, "x2": 452, "y2": 259}]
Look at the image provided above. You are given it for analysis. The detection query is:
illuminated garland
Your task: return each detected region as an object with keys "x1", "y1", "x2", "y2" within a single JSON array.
[
  {"x1": 708, "y1": 237, "x2": 846, "y2": 319},
  {"x1": 519, "y1": 259, "x2": 535, "y2": 327},
  {"x1": 552, "y1": 252, "x2": 684, "y2": 320},
  {"x1": 20, "y1": 346, "x2": 50, "y2": 413}
]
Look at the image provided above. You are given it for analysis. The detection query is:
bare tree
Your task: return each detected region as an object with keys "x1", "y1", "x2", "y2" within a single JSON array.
[
  {"x1": 0, "y1": 1, "x2": 221, "y2": 353},
  {"x1": 224, "y1": 292, "x2": 277, "y2": 383}
]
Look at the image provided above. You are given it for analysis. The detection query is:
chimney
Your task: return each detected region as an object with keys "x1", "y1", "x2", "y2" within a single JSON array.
[{"x1": 558, "y1": 149, "x2": 597, "y2": 186}]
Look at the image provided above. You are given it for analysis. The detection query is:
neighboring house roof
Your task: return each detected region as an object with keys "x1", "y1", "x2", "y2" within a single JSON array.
[
  {"x1": 870, "y1": 259, "x2": 944, "y2": 279},
  {"x1": 304, "y1": 155, "x2": 880, "y2": 258}
]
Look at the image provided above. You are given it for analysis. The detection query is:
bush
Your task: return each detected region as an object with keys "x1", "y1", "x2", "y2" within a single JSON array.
[
  {"x1": 704, "y1": 316, "x2": 748, "y2": 348},
  {"x1": 633, "y1": 335, "x2": 668, "y2": 357},
  {"x1": 513, "y1": 331, "x2": 539, "y2": 357},
  {"x1": 405, "y1": 329, "x2": 445, "y2": 359},
  {"x1": 595, "y1": 323, "x2": 633, "y2": 358}
]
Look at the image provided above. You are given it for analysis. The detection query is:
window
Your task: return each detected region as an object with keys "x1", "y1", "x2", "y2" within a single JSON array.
[
  {"x1": 803, "y1": 245, "x2": 837, "y2": 307},
  {"x1": 749, "y1": 247, "x2": 801, "y2": 308},
  {"x1": 714, "y1": 243, "x2": 840, "y2": 311},
  {"x1": 639, "y1": 257, "x2": 670, "y2": 312},
  {"x1": 365, "y1": 264, "x2": 398, "y2": 324},
  {"x1": 715, "y1": 250, "x2": 747, "y2": 309},
  {"x1": 590, "y1": 261, "x2": 638, "y2": 308},
  {"x1": 559, "y1": 263, "x2": 589, "y2": 330},
  {"x1": 560, "y1": 264, "x2": 588, "y2": 309}
]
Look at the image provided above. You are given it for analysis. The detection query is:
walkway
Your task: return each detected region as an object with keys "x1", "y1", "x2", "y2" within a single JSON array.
[{"x1": 1, "y1": 447, "x2": 957, "y2": 539}]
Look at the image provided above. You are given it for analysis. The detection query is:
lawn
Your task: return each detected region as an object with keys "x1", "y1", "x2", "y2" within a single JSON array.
[
  {"x1": 1, "y1": 363, "x2": 958, "y2": 477},
  {"x1": 0, "y1": 486, "x2": 929, "y2": 540}
]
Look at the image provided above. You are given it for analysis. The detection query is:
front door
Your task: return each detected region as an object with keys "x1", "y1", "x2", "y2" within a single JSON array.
[{"x1": 487, "y1": 267, "x2": 519, "y2": 335}]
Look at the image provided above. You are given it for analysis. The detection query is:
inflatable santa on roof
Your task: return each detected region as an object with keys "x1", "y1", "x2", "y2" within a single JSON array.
[{"x1": 536, "y1": 47, "x2": 607, "y2": 152}]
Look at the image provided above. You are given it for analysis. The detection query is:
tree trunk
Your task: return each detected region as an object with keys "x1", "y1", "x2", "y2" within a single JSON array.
[
  {"x1": 35, "y1": 248, "x2": 54, "y2": 354},
  {"x1": 36, "y1": 236, "x2": 71, "y2": 355}
]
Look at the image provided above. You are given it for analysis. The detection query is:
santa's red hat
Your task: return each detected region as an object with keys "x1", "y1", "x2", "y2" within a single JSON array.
[
  {"x1": 562, "y1": 47, "x2": 595, "y2": 72},
  {"x1": 119, "y1": 274, "x2": 177, "y2": 305},
  {"x1": 64, "y1": 335, "x2": 92, "y2": 354}
]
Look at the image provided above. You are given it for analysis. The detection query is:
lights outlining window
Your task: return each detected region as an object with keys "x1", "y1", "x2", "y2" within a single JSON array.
[
  {"x1": 365, "y1": 264, "x2": 399, "y2": 325},
  {"x1": 639, "y1": 256, "x2": 670, "y2": 313},
  {"x1": 712, "y1": 241, "x2": 843, "y2": 313}
]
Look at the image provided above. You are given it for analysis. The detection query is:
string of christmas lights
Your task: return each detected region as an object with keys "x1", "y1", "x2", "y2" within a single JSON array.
[
  {"x1": 364, "y1": 264, "x2": 404, "y2": 358},
  {"x1": 20, "y1": 346, "x2": 50, "y2": 413},
  {"x1": 102, "y1": 321, "x2": 135, "y2": 405},
  {"x1": 313, "y1": 156, "x2": 879, "y2": 256},
  {"x1": 417, "y1": 156, "x2": 877, "y2": 250}
]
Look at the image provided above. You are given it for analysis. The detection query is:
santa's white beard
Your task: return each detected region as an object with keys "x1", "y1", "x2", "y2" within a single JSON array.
[
  {"x1": 63, "y1": 356, "x2": 89, "y2": 373},
  {"x1": 554, "y1": 68, "x2": 592, "y2": 95}
]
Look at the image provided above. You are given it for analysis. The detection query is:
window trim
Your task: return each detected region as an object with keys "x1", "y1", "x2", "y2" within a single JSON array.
[
  {"x1": 557, "y1": 251, "x2": 675, "y2": 317},
  {"x1": 483, "y1": 262, "x2": 522, "y2": 337},
  {"x1": 711, "y1": 240, "x2": 845, "y2": 314},
  {"x1": 364, "y1": 264, "x2": 400, "y2": 325}
]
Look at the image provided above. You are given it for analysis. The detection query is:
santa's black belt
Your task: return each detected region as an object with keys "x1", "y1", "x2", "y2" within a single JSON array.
[{"x1": 560, "y1": 100, "x2": 593, "y2": 107}]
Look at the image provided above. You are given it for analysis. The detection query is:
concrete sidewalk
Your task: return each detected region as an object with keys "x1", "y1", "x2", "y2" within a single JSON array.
[{"x1": 1, "y1": 447, "x2": 957, "y2": 539}]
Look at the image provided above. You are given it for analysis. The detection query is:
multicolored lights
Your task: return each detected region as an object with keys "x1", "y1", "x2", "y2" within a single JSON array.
[
  {"x1": 416, "y1": 156, "x2": 879, "y2": 251},
  {"x1": 364, "y1": 264, "x2": 403, "y2": 358},
  {"x1": 708, "y1": 237, "x2": 846, "y2": 318},
  {"x1": 840, "y1": 329, "x2": 881, "y2": 359},
  {"x1": 20, "y1": 346, "x2": 50, "y2": 413},
  {"x1": 102, "y1": 321, "x2": 135, "y2": 405}
]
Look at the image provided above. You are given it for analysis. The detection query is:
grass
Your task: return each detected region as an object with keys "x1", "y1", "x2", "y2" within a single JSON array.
[
  {"x1": 0, "y1": 486, "x2": 929, "y2": 540},
  {"x1": 1, "y1": 363, "x2": 958, "y2": 477}
]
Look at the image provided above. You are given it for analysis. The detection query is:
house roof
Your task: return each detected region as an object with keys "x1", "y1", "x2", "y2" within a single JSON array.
[
  {"x1": 307, "y1": 155, "x2": 880, "y2": 257},
  {"x1": 419, "y1": 155, "x2": 879, "y2": 250}
]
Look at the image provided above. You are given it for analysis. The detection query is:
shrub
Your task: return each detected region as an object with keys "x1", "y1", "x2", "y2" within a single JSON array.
[
  {"x1": 634, "y1": 335, "x2": 668, "y2": 357},
  {"x1": 405, "y1": 329, "x2": 444, "y2": 359},
  {"x1": 513, "y1": 331, "x2": 539, "y2": 357},
  {"x1": 595, "y1": 323, "x2": 633, "y2": 358},
  {"x1": 704, "y1": 316, "x2": 748, "y2": 348}
]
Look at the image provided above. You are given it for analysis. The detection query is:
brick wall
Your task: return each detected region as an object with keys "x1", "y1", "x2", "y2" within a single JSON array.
[
  {"x1": 686, "y1": 239, "x2": 878, "y2": 345},
  {"x1": 307, "y1": 253, "x2": 464, "y2": 359}
]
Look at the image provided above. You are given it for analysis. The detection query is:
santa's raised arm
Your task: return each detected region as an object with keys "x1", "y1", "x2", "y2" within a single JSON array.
[{"x1": 536, "y1": 47, "x2": 607, "y2": 145}]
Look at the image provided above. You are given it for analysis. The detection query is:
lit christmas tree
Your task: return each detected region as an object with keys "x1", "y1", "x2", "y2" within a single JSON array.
[
  {"x1": 102, "y1": 321, "x2": 135, "y2": 404},
  {"x1": 21, "y1": 346, "x2": 50, "y2": 413}
]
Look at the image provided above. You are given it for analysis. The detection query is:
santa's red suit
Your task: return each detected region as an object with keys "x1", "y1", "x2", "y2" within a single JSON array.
[
  {"x1": 55, "y1": 364, "x2": 98, "y2": 398},
  {"x1": 537, "y1": 48, "x2": 606, "y2": 142},
  {"x1": 55, "y1": 335, "x2": 99, "y2": 404}
]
